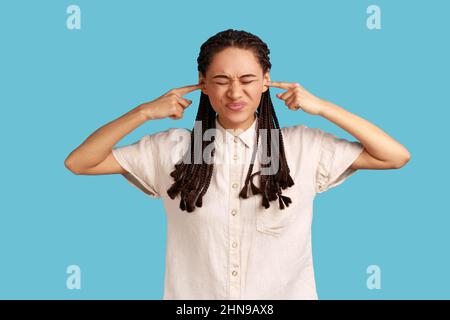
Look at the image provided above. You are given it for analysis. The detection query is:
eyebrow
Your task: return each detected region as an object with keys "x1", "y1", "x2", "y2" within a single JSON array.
[{"x1": 212, "y1": 74, "x2": 257, "y2": 79}]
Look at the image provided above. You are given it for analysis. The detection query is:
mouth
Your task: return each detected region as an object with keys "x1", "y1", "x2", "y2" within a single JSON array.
[{"x1": 225, "y1": 102, "x2": 247, "y2": 111}]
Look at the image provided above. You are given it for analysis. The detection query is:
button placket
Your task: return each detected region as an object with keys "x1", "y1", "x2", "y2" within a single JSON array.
[{"x1": 228, "y1": 134, "x2": 241, "y2": 299}]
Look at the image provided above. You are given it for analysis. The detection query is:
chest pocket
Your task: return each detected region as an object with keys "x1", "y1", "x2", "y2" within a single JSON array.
[
  {"x1": 253, "y1": 184, "x2": 298, "y2": 237},
  {"x1": 253, "y1": 181, "x2": 315, "y2": 237},
  {"x1": 255, "y1": 204, "x2": 295, "y2": 236}
]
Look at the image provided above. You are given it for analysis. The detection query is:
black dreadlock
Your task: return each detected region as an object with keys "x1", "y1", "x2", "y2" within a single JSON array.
[{"x1": 167, "y1": 29, "x2": 295, "y2": 212}]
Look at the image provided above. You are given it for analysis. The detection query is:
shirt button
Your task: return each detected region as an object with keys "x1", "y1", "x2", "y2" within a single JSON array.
[
  {"x1": 232, "y1": 271, "x2": 238, "y2": 276},
  {"x1": 232, "y1": 241, "x2": 238, "y2": 248},
  {"x1": 234, "y1": 137, "x2": 238, "y2": 143},
  {"x1": 231, "y1": 209, "x2": 237, "y2": 216},
  {"x1": 232, "y1": 183, "x2": 239, "y2": 189},
  {"x1": 232, "y1": 154, "x2": 238, "y2": 160}
]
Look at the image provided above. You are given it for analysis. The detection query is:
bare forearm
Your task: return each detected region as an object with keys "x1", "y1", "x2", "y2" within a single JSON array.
[
  {"x1": 319, "y1": 100, "x2": 410, "y2": 163},
  {"x1": 65, "y1": 104, "x2": 148, "y2": 170}
]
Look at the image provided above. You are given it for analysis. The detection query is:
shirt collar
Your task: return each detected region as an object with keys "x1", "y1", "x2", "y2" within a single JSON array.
[{"x1": 215, "y1": 114, "x2": 258, "y2": 149}]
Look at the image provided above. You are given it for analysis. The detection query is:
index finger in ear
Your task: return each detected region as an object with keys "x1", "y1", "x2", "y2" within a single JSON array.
[
  {"x1": 173, "y1": 83, "x2": 203, "y2": 96},
  {"x1": 267, "y1": 81, "x2": 300, "y2": 90}
]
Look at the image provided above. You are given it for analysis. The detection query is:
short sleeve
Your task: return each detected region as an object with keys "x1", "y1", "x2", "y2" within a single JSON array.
[
  {"x1": 112, "y1": 135, "x2": 161, "y2": 198},
  {"x1": 315, "y1": 130, "x2": 364, "y2": 193}
]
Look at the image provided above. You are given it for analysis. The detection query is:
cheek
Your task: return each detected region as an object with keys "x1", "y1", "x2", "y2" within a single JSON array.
[
  {"x1": 251, "y1": 84, "x2": 263, "y2": 94},
  {"x1": 205, "y1": 91, "x2": 223, "y2": 112},
  {"x1": 247, "y1": 82, "x2": 264, "y2": 94},
  {"x1": 248, "y1": 85, "x2": 263, "y2": 101},
  {"x1": 208, "y1": 91, "x2": 222, "y2": 104},
  {"x1": 207, "y1": 85, "x2": 225, "y2": 96}
]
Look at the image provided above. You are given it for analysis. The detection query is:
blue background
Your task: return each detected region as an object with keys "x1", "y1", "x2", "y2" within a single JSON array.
[{"x1": 0, "y1": 0, "x2": 448, "y2": 299}]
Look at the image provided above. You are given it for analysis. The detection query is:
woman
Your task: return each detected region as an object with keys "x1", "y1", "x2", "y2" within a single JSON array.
[{"x1": 64, "y1": 29, "x2": 410, "y2": 299}]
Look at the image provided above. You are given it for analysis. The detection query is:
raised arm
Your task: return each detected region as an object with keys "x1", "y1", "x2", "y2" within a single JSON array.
[
  {"x1": 267, "y1": 80, "x2": 411, "y2": 170},
  {"x1": 64, "y1": 83, "x2": 201, "y2": 175}
]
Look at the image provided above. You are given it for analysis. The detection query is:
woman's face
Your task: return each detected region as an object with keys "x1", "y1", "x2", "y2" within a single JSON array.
[{"x1": 199, "y1": 47, "x2": 271, "y2": 130}]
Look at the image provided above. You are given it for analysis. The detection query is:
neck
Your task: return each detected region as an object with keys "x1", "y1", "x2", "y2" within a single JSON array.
[{"x1": 217, "y1": 113, "x2": 256, "y2": 131}]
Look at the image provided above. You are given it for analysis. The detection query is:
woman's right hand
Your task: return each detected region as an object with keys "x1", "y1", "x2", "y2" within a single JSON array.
[{"x1": 139, "y1": 83, "x2": 202, "y2": 120}]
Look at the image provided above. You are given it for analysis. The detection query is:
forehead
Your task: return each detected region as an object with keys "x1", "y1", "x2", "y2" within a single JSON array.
[{"x1": 207, "y1": 47, "x2": 262, "y2": 77}]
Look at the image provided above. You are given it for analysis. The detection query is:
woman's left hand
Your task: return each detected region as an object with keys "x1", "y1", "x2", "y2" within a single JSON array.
[{"x1": 266, "y1": 80, "x2": 326, "y2": 116}]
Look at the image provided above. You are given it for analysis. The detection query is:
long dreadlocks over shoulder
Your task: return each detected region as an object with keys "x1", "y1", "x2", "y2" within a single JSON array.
[{"x1": 167, "y1": 29, "x2": 295, "y2": 213}]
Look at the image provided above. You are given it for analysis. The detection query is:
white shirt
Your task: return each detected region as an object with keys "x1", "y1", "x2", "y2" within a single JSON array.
[{"x1": 111, "y1": 115, "x2": 364, "y2": 300}]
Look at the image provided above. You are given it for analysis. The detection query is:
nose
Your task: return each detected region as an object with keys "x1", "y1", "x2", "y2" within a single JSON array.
[{"x1": 226, "y1": 80, "x2": 244, "y2": 99}]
